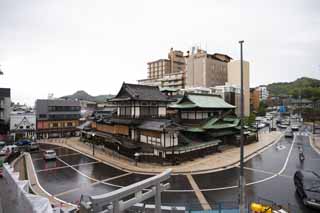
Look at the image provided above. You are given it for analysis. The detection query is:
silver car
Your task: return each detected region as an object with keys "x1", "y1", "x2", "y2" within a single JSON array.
[
  {"x1": 43, "y1": 150, "x2": 56, "y2": 160},
  {"x1": 29, "y1": 142, "x2": 39, "y2": 151},
  {"x1": 285, "y1": 130, "x2": 294, "y2": 138}
]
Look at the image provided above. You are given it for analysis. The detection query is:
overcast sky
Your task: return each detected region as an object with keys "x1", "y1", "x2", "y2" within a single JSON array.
[{"x1": 0, "y1": 0, "x2": 319, "y2": 106}]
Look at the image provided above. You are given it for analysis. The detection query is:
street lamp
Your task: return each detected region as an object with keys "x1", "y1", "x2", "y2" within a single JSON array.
[
  {"x1": 238, "y1": 40, "x2": 246, "y2": 213},
  {"x1": 92, "y1": 132, "x2": 95, "y2": 156}
]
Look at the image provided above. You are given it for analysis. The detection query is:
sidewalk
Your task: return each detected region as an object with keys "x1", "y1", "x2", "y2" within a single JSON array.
[
  {"x1": 311, "y1": 135, "x2": 320, "y2": 154},
  {"x1": 40, "y1": 131, "x2": 282, "y2": 175}
]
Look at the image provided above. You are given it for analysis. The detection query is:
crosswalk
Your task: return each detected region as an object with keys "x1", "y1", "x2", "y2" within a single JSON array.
[{"x1": 293, "y1": 132, "x2": 309, "y2": 136}]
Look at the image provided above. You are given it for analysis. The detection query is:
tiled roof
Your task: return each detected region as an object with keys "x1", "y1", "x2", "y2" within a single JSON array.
[
  {"x1": 36, "y1": 99, "x2": 80, "y2": 107},
  {"x1": 169, "y1": 93, "x2": 235, "y2": 109},
  {"x1": 112, "y1": 83, "x2": 170, "y2": 102},
  {"x1": 138, "y1": 120, "x2": 170, "y2": 131}
]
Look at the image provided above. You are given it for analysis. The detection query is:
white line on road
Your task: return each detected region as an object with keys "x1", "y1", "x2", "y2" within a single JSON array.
[
  {"x1": 53, "y1": 172, "x2": 132, "y2": 197},
  {"x1": 166, "y1": 135, "x2": 297, "y2": 193},
  {"x1": 56, "y1": 156, "x2": 124, "y2": 188},
  {"x1": 36, "y1": 161, "x2": 99, "y2": 172}
]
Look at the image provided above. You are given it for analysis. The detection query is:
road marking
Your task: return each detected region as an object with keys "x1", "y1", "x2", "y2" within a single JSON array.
[
  {"x1": 294, "y1": 132, "x2": 309, "y2": 136},
  {"x1": 242, "y1": 167, "x2": 292, "y2": 179},
  {"x1": 186, "y1": 174, "x2": 211, "y2": 210},
  {"x1": 32, "y1": 152, "x2": 80, "y2": 161},
  {"x1": 56, "y1": 156, "x2": 124, "y2": 189},
  {"x1": 36, "y1": 165, "x2": 70, "y2": 172},
  {"x1": 54, "y1": 172, "x2": 132, "y2": 197},
  {"x1": 35, "y1": 161, "x2": 99, "y2": 172},
  {"x1": 167, "y1": 135, "x2": 297, "y2": 193}
]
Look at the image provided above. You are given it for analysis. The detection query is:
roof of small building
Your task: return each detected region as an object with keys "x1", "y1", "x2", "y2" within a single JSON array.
[
  {"x1": 138, "y1": 119, "x2": 181, "y2": 131},
  {"x1": 36, "y1": 99, "x2": 80, "y2": 107},
  {"x1": 169, "y1": 93, "x2": 235, "y2": 109},
  {"x1": 184, "y1": 117, "x2": 240, "y2": 132},
  {"x1": 159, "y1": 87, "x2": 179, "y2": 92},
  {"x1": 111, "y1": 83, "x2": 171, "y2": 102}
]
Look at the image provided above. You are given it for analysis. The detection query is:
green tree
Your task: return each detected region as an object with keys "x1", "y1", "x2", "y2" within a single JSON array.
[
  {"x1": 244, "y1": 113, "x2": 256, "y2": 126},
  {"x1": 257, "y1": 101, "x2": 267, "y2": 116}
]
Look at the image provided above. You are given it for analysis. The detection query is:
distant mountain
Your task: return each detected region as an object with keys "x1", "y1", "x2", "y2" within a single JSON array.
[
  {"x1": 267, "y1": 77, "x2": 320, "y2": 99},
  {"x1": 61, "y1": 90, "x2": 114, "y2": 103}
]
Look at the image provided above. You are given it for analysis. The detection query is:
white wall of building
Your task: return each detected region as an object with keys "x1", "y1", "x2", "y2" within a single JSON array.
[
  {"x1": 10, "y1": 112, "x2": 36, "y2": 131},
  {"x1": 158, "y1": 107, "x2": 166, "y2": 117},
  {"x1": 227, "y1": 60, "x2": 250, "y2": 116}
]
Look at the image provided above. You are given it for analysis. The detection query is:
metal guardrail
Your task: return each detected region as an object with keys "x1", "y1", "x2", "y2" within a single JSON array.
[{"x1": 80, "y1": 169, "x2": 172, "y2": 213}]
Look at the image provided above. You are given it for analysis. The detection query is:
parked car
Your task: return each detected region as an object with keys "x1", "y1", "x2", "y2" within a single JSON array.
[
  {"x1": 291, "y1": 125, "x2": 300, "y2": 131},
  {"x1": 285, "y1": 130, "x2": 294, "y2": 138},
  {"x1": 281, "y1": 120, "x2": 290, "y2": 126},
  {"x1": 294, "y1": 170, "x2": 320, "y2": 209},
  {"x1": 15, "y1": 139, "x2": 32, "y2": 147},
  {"x1": 29, "y1": 142, "x2": 39, "y2": 151},
  {"x1": 43, "y1": 150, "x2": 56, "y2": 160},
  {"x1": 277, "y1": 124, "x2": 287, "y2": 129},
  {"x1": 0, "y1": 145, "x2": 19, "y2": 156},
  {"x1": 0, "y1": 141, "x2": 6, "y2": 150}
]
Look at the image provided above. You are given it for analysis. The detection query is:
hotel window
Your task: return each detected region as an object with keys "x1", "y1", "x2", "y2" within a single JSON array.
[
  {"x1": 181, "y1": 112, "x2": 188, "y2": 119},
  {"x1": 196, "y1": 112, "x2": 203, "y2": 120},
  {"x1": 67, "y1": 122, "x2": 73, "y2": 127},
  {"x1": 188, "y1": 112, "x2": 196, "y2": 120},
  {"x1": 39, "y1": 114, "x2": 46, "y2": 118}
]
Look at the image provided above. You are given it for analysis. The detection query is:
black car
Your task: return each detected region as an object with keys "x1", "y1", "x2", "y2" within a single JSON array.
[{"x1": 294, "y1": 170, "x2": 320, "y2": 209}]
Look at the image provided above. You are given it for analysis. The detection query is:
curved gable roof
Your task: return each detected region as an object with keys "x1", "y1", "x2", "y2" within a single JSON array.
[
  {"x1": 111, "y1": 83, "x2": 170, "y2": 102},
  {"x1": 170, "y1": 93, "x2": 235, "y2": 109}
]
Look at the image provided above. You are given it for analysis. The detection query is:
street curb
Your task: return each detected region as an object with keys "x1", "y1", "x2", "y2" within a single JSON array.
[
  {"x1": 24, "y1": 152, "x2": 78, "y2": 209},
  {"x1": 39, "y1": 132, "x2": 283, "y2": 175},
  {"x1": 309, "y1": 135, "x2": 320, "y2": 155},
  {"x1": 185, "y1": 132, "x2": 284, "y2": 175}
]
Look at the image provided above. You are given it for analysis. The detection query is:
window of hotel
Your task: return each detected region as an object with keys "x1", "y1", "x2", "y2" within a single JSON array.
[
  {"x1": 140, "y1": 106, "x2": 158, "y2": 117},
  {"x1": 67, "y1": 122, "x2": 73, "y2": 127},
  {"x1": 196, "y1": 112, "x2": 203, "y2": 120},
  {"x1": 39, "y1": 114, "x2": 46, "y2": 118},
  {"x1": 119, "y1": 107, "x2": 131, "y2": 116},
  {"x1": 188, "y1": 112, "x2": 196, "y2": 120},
  {"x1": 52, "y1": 123, "x2": 58, "y2": 128},
  {"x1": 181, "y1": 112, "x2": 188, "y2": 119}
]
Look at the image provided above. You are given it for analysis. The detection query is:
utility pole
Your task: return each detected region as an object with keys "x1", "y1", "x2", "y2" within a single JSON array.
[
  {"x1": 239, "y1": 40, "x2": 246, "y2": 213},
  {"x1": 313, "y1": 99, "x2": 316, "y2": 134}
]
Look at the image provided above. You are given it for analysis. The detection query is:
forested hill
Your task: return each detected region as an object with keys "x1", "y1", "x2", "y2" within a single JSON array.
[{"x1": 267, "y1": 77, "x2": 320, "y2": 99}]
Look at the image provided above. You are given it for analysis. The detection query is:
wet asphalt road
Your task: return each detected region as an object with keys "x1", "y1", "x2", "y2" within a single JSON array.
[{"x1": 30, "y1": 126, "x2": 320, "y2": 212}]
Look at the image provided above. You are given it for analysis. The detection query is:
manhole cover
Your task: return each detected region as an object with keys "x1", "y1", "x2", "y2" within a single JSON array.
[{"x1": 276, "y1": 145, "x2": 286, "y2": 150}]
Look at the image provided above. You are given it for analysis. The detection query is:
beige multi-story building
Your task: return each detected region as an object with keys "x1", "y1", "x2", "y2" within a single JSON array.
[
  {"x1": 227, "y1": 60, "x2": 250, "y2": 116},
  {"x1": 138, "y1": 48, "x2": 186, "y2": 89},
  {"x1": 185, "y1": 49, "x2": 232, "y2": 88}
]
